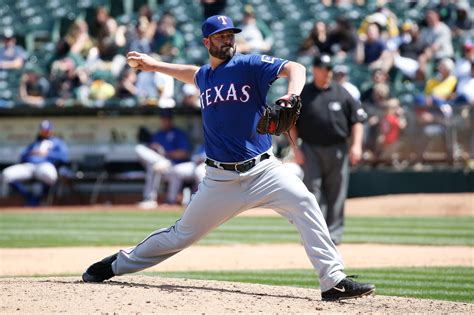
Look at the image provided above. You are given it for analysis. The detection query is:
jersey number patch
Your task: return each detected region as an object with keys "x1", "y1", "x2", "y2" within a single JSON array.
[{"x1": 261, "y1": 55, "x2": 276, "y2": 64}]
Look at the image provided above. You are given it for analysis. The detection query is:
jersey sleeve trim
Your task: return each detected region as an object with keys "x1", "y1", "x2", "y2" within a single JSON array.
[
  {"x1": 193, "y1": 67, "x2": 201, "y2": 89},
  {"x1": 276, "y1": 60, "x2": 289, "y2": 76}
]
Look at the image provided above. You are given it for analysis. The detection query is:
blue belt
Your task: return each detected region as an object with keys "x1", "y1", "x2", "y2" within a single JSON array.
[{"x1": 205, "y1": 153, "x2": 270, "y2": 173}]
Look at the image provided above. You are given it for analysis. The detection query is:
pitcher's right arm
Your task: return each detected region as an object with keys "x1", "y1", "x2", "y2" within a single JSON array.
[{"x1": 127, "y1": 51, "x2": 199, "y2": 85}]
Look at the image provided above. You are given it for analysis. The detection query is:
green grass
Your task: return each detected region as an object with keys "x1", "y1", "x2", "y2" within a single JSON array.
[
  {"x1": 0, "y1": 211, "x2": 473, "y2": 247},
  {"x1": 1, "y1": 211, "x2": 472, "y2": 303},
  {"x1": 148, "y1": 267, "x2": 474, "y2": 303}
]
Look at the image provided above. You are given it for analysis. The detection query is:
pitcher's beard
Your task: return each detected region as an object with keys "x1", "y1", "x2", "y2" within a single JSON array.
[{"x1": 209, "y1": 44, "x2": 236, "y2": 60}]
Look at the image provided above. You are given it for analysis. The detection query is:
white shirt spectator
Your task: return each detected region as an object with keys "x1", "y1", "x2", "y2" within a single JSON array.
[
  {"x1": 236, "y1": 9, "x2": 271, "y2": 54},
  {"x1": 341, "y1": 82, "x2": 361, "y2": 101},
  {"x1": 420, "y1": 10, "x2": 454, "y2": 59},
  {"x1": 333, "y1": 65, "x2": 361, "y2": 101},
  {"x1": 135, "y1": 71, "x2": 175, "y2": 108},
  {"x1": 456, "y1": 76, "x2": 474, "y2": 105}
]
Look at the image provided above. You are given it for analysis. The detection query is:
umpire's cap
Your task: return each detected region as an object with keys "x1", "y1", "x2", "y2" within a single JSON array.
[
  {"x1": 312, "y1": 54, "x2": 333, "y2": 69},
  {"x1": 202, "y1": 15, "x2": 242, "y2": 38}
]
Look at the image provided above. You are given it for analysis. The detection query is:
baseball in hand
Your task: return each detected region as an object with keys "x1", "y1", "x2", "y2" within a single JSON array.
[{"x1": 127, "y1": 59, "x2": 139, "y2": 68}]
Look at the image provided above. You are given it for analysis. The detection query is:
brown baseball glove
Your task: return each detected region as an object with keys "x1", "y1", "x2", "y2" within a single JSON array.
[{"x1": 256, "y1": 94, "x2": 302, "y2": 136}]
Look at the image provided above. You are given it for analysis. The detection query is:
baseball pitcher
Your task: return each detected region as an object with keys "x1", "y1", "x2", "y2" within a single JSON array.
[{"x1": 82, "y1": 15, "x2": 375, "y2": 301}]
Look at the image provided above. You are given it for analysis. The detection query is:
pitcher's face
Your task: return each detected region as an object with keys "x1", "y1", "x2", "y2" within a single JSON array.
[{"x1": 206, "y1": 31, "x2": 236, "y2": 60}]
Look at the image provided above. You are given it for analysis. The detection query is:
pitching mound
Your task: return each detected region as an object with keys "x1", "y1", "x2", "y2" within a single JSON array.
[{"x1": 1, "y1": 276, "x2": 471, "y2": 314}]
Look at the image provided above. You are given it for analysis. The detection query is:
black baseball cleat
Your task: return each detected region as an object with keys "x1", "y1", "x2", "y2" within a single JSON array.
[
  {"x1": 321, "y1": 277, "x2": 375, "y2": 301},
  {"x1": 82, "y1": 253, "x2": 118, "y2": 283}
]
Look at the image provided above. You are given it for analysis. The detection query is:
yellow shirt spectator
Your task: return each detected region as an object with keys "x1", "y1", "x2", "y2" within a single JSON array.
[
  {"x1": 89, "y1": 79, "x2": 115, "y2": 100},
  {"x1": 424, "y1": 75, "x2": 457, "y2": 100},
  {"x1": 358, "y1": 12, "x2": 399, "y2": 38}
]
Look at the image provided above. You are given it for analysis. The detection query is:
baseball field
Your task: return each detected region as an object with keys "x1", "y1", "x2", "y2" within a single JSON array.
[{"x1": 0, "y1": 193, "x2": 472, "y2": 313}]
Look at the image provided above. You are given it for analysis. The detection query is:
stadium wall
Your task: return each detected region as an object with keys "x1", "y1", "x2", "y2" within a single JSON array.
[{"x1": 0, "y1": 108, "x2": 472, "y2": 206}]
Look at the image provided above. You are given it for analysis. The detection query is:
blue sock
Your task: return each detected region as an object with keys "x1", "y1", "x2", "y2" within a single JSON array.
[
  {"x1": 9, "y1": 182, "x2": 31, "y2": 199},
  {"x1": 41, "y1": 183, "x2": 51, "y2": 199}
]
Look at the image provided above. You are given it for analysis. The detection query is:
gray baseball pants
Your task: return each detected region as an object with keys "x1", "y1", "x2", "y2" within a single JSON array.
[
  {"x1": 113, "y1": 153, "x2": 346, "y2": 291},
  {"x1": 301, "y1": 142, "x2": 349, "y2": 244}
]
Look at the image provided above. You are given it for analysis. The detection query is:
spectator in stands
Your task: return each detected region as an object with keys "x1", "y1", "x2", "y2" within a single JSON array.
[
  {"x1": 455, "y1": 41, "x2": 474, "y2": 82},
  {"x1": 88, "y1": 72, "x2": 116, "y2": 104},
  {"x1": 418, "y1": 9, "x2": 454, "y2": 80},
  {"x1": 116, "y1": 68, "x2": 137, "y2": 101},
  {"x1": 135, "y1": 54, "x2": 175, "y2": 108},
  {"x1": 135, "y1": 110, "x2": 192, "y2": 209},
  {"x1": 49, "y1": 62, "x2": 89, "y2": 107},
  {"x1": 152, "y1": 12, "x2": 185, "y2": 62},
  {"x1": 179, "y1": 83, "x2": 200, "y2": 108},
  {"x1": 360, "y1": 67, "x2": 391, "y2": 104},
  {"x1": 47, "y1": 39, "x2": 89, "y2": 107},
  {"x1": 299, "y1": 21, "x2": 331, "y2": 57},
  {"x1": 0, "y1": 29, "x2": 27, "y2": 70},
  {"x1": 235, "y1": 5, "x2": 273, "y2": 54},
  {"x1": 415, "y1": 58, "x2": 457, "y2": 109},
  {"x1": 86, "y1": 7, "x2": 127, "y2": 80},
  {"x1": 413, "y1": 58, "x2": 458, "y2": 164},
  {"x1": 0, "y1": 120, "x2": 69, "y2": 206},
  {"x1": 413, "y1": 104, "x2": 451, "y2": 166},
  {"x1": 392, "y1": 20, "x2": 429, "y2": 81},
  {"x1": 333, "y1": 64, "x2": 360, "y2": 101},
  {"x1": 355, "y1": 23, "x2": 392, "y2": 72},
  {"x1": 358, "y1": 9, "x2": 399, "y2": 41},
  {"x1": 200, "y1": 0, "x2": 227, "y2": 19},
  {"x1": 326, "y1": 16, "x2": 358, "y2": 58},
  {"x1": 362, "y1": 82, "x2": 390, "y2": 157},
  {"x1": 65, "y1": 19, "x2": 94, "y2": 60},
  {"x1": 48, "y1": 39, "x2": 82, "y2": 73},
  {"x1": 127, "y1": 17, "x2": 154, "y2": 55},
  {"x1": 89, "y1": 6, "x2": 114, "y2": 41},
  {"x1": 451, "y1": 2, "x2": 473, "y2": 39},
  {"x1": 452, "y1": 61, "x2": 474, "y2": 106},
  {"x1": 435, "y1": 0, "x2": 456, "y2": 25},
  {"x1": 375, "y1": 98, "x2": 407, "y2": 164},
  {"x1": 137, "y1": 4, "x2": 158, "y2": 35},
  {"x1": 18, "y1": 68, "x2": 50, "y2": 108},
  {"x1": 125, "y1": 4, "x2": 157, "y2": 53}
]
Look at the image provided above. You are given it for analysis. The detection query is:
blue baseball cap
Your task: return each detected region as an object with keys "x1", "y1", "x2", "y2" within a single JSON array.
[
  {"x1": 159, "y1": 108, "x2": 174, "y2": 119},
  {"x1": 202, "y1": 15, "x2": 241, "y2": 38},
  {"x1": 39, "y1": 120, "x2": 53, "y2": 131}
]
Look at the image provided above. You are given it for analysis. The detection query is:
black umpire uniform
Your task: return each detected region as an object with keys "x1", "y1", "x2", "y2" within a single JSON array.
[{"x1": 292, "y1": 54, "x2": 366, "y2": 245}]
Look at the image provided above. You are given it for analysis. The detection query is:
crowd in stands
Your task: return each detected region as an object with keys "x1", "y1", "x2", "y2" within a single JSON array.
[
  {"x1": 297, "y1": 1, "x2": 473, "y2": 165},
  {"x1": 0, "y1": 0, "x2": 473, "y2": 167}
]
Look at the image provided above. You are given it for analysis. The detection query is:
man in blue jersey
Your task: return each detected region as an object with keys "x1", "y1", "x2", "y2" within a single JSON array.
[
  {"x1": 135, "y1": 110, "x2": 192, "y2": 208},
  {"x1": 1, "y1": 120, "x2": 69, "y2": 206},
  {"x1": 82, "y1": 15, "x2": 375, "y2": 301}
]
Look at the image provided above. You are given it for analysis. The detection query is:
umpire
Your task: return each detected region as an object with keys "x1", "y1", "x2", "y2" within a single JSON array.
[{"x1": 290, "y1": 54, "x2": 366, "y2": 245}]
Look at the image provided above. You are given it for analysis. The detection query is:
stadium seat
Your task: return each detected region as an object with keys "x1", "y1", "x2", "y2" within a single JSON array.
[{"x1": 74, "y1": 154, "x2": 109, "y2": 204}]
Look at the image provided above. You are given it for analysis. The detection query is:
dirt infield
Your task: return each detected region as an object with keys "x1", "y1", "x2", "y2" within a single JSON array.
[
  {"x1": 0, "y1": 193, "x2": 472, "y2": 313},
  {"x1": 1, "y1": 276, "x2": 472, "y2": 314}
]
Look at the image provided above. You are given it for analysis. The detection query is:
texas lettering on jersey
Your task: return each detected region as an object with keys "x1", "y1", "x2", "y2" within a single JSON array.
[
  {"x1": 199, "y1": 83, "x2": 251, "y2": 108},
  {"x1": 194, "y1": 54, "x2": 288, "y2": 162}
]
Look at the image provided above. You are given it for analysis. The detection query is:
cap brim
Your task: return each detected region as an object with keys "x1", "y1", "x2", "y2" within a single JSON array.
[
  {"x1": 207, "y1": 27, "x2": 242, "y2": 37},
  {"x1": 314, "y1": 64, "x2": 333, "y2": 69}
]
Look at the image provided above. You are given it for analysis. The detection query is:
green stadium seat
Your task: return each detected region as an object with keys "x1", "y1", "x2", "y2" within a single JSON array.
[
  {"x1": 132, "y1": 0, "x2": 155, "y2": 13},
  {"x1": 109, "y1": 0, "x2": 126, "y2": 18},
  {"x1": 78, "y1": 0, "x2": 110, "y2": 9}
]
